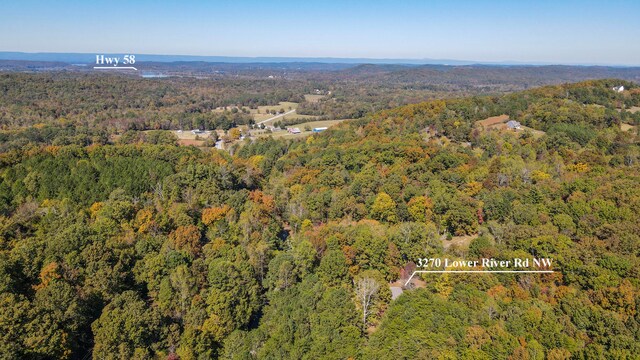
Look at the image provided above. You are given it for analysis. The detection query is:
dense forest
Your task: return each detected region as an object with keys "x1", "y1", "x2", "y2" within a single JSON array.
[{"x1": 0, "y1": 79, "x2": 639, "y2": 359}]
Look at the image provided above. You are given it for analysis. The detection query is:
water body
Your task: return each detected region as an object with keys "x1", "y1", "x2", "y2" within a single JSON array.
[{"x1": 140, "y1": 73, "x2": 169, "y2": 78}]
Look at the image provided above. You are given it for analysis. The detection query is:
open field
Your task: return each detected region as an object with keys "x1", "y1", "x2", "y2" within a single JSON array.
[
  {"x1": 273, "y1": 113, "x2": 317, "y2": 123},
  {"x1": 153, "y1": 129, "x2": 220, "y2": 147},
  {"x1": 252, "y1": 119, "x2": 347, "y2": 139},
  {"x1": 251, "y1": 102, "x2": 299, "y2": 122},
  {"x1": 304, "y1": 94, "x2": 325, "y2": 103},
  {"x1": 177, "y1": 139, "x2": 205, "y2": 146},
  {"x1": 212, "y1": 101, "x2": 306, "y2": 123},
  {"x1": 476, "y1": 114, "x2": 510, "y2": 128}
]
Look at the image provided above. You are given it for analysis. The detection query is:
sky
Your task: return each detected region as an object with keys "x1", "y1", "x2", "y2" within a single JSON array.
[{"x1": 1, "y1": 0, "x2": 639, "y2": 65}]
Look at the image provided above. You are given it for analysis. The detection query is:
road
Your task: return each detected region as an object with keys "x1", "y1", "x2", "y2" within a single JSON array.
[{"x1": 257, "y1": 109, "x2": 296, "y2": 125}]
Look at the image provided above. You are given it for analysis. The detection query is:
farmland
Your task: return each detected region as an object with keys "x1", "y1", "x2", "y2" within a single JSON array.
[{"x1": 252, "y1": 119, "x2": 347, "y2": 138}]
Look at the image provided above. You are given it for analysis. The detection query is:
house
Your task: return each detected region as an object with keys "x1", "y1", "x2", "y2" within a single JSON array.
[
  {"x1": 506, "y1": 120, "x2": 521, "y2": 130},
  {"x1": 390, "y1": 286, "x2": 403, "y2": 300},
  {"x1": 312, "y1": 127, "x2": 328, "y2": 133},
  {"x1": 287, "y1": 127, "x2": 301, "y2": 134},
  {"x1": 613, "y1": 85, "x2": 625, "y2": 93}
]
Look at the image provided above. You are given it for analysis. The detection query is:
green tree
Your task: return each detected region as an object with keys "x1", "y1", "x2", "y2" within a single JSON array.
[
  {"x1": 317, "y1": 250, "x2": 348, "y2": 286},
  {"x1": 0, "y1": 293, "x2": 30, "y2": 359},
  {"x1": 24, "y1": 281, "x2": 89, "y2": 359},
  {"x1": 203, "y1": 259, "x2": 261, "y2": 341},
  {"x1": 92, "y1": 291, "x2": 161, "y2": 360}
]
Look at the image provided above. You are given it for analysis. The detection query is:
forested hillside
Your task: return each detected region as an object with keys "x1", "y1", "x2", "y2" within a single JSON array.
[{"x1": 0, "y1": 79, "x2": 639, "y2": 359}]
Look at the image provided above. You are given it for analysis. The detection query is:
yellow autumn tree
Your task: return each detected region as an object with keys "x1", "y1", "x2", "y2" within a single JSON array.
[
  {"x1": 407, "y1": 196, "x2": 434, "y2": 223},
  {"x1": 371, "y1": 192, "x2": 398, "y2": 223},
  {"x1": 229, "y1": 128, "x2": 241, "y2": 140}
]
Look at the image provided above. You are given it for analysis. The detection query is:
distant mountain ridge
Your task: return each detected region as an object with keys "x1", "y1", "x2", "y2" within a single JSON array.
[
  {"x1": 0, "y1": 52, "x2": 478, "y2": 65},
  {"x1": 1, "y1": 51, "x2": 639, "y2": 67}
]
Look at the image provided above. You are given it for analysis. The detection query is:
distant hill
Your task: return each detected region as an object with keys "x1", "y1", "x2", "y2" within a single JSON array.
[
  {"x1": 337, "y1": 64, "x2": 640, "y2": 86},
  {"x1": 2, "y1": 58, "x2": 639, "y2": 88},
  {"x1": 0, "y1": 52, "x2": 480, "y2": 65}
]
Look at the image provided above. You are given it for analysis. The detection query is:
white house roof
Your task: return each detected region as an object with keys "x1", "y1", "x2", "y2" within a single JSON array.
[{"x1": 506, "y1": 120, "x2": 521, "y2": 128}]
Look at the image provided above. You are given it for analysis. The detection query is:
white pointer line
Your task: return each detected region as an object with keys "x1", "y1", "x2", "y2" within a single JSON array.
[
  {"x1": 93, "y1": 66, "x2": 138, "y2": 70},
  {"x1": 404, "y1": 270, "x2": 554, "y2": 286}
]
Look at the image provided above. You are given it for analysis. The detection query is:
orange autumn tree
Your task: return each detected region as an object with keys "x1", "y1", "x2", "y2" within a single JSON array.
[
  {"x1": 202, "y1": 205, "x2": 231, "y2": 226},
  {"x1": 169, "y1": 225, "x2": 202, "y2": 255},
  {"x1": 34, "y1": 262, "x2": 60, "y2": 290}
]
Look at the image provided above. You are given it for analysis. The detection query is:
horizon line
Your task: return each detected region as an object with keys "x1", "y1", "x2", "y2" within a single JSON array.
[{"x1": 2, "y1": 51, "x2": 640, "y2": 68}]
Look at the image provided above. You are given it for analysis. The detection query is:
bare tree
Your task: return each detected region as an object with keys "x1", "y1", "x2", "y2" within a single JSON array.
[
  {"x1": 153, "y1": 182, "x2": 165, "y2": 202},
  {"x1": 487, "y1": 220, "x2": 504, "y2": 245},
  {"x1": 355, "y1": 277, "x2": 380, "y2": 332},
  {"x1": 521, "y1": 168, "x2": 531, "y2": 184},
  {"x1": 497, "y1": 173, "x2": 509, "y2": 187}
]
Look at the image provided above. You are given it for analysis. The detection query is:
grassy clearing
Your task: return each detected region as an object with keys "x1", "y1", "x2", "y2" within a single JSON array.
[
  {"x1": 304, "y1": 94, "x2": 325, "y2": 103},
  {"x1": 520, "y1": 125, "x2": 546, "y2": 138},
  {"x1": 621, "y1": 123, "x2": 636, "y2": 131},
  {"x1": 442, "y1": 234, "x2": 478, "y2": 250}
]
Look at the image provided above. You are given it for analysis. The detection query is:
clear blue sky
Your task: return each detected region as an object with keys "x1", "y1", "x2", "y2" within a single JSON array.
[{"x1": 1, "y1": 0, "x2": 639, "y2": 65}]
